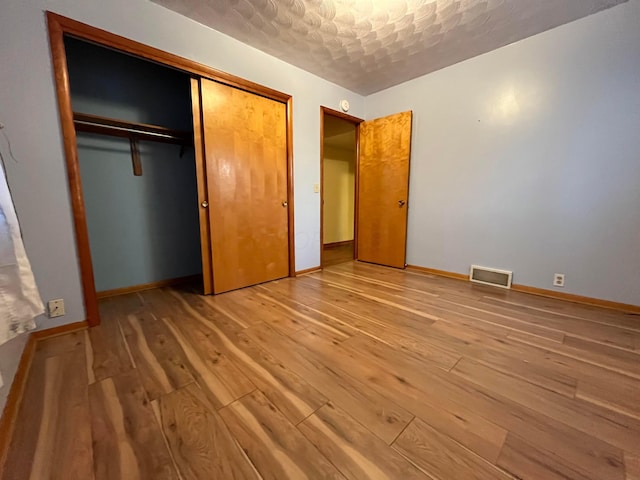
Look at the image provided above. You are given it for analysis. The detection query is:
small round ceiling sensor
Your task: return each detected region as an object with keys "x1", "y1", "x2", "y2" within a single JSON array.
[{"x1": 340, "y1": 99, "x2": 350, "y2": 112}]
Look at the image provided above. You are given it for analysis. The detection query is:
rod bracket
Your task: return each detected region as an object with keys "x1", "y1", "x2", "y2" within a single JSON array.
[{"x1": 130, "y1": 137, "x2": 142, "y2": 176}]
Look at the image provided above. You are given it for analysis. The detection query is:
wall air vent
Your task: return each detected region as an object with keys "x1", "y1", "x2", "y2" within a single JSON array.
[{"x1": 469, "y1": 265, "x2": 513, "y2": 289}]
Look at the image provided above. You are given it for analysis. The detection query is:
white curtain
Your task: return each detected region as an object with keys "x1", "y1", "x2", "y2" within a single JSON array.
[{"x1": 0, "y1": 159, "x2": 42, "y2": 348}]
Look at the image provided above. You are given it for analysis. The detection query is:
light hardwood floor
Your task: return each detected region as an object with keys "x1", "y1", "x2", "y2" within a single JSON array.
[
  {"x1": 3, "y1": 262, "x2": 640, "y2": 479},
  {"x1": 322, "y1": 242, "x2": 354, "y2": 268}
]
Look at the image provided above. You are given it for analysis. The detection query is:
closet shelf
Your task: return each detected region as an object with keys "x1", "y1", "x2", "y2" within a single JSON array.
[
  {"x1": 73, "y1": 112, "x2": 193, "y2": 146},
  {"x1": 73, "y1": 112, "x2": 193, "y2": 176}
]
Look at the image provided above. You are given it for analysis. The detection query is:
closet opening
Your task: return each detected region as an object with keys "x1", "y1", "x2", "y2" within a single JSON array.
[
  {"x1": 64, "y1": 36, "x2": 202, "y2": 300},
  {"x1": 320, "y1": 108, "x2": 362, "y2": 268}
]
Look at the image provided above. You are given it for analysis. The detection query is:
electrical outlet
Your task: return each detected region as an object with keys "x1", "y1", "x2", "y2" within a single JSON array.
[
  {"x1": 48, "y1": 299, "x2": 65, "y2": 318},
  {"x1": 553, "y1": 273, "x2": 565, "y2": 288}
]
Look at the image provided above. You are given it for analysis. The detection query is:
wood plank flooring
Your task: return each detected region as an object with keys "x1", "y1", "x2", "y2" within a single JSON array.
[
  {"x1": 3, "y1": 261, "x2": 640, "y2": 480},
  {"x1": 322, "y1": 243, "x2": 354, "y2": 267}
]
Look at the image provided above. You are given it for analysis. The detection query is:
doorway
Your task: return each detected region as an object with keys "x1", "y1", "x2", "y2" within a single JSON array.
[
  {"x1": 320, "y1": 107, "x2": 413, "y2": 271},
  {"x1": 321, "y1": 109, "x2": 361, "y2": 268}
]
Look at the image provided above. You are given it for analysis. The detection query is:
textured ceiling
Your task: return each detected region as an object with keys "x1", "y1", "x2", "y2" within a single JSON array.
[{"x1": 151, "y1": 0, "x2": 628, "y2": 94}]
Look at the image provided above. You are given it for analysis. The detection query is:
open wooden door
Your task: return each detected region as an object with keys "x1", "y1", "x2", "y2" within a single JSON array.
[
  {"x1": 193, "y1": 78, "x2": 290, "y2": 293},
  {"x1": 356, "y1": 111, "x2": 412, "y2": 268}
]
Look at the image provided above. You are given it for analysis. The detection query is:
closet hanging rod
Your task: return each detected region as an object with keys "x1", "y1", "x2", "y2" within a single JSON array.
[{"x1": 73, "y1": 112, "x2": 193, "y2": 146}]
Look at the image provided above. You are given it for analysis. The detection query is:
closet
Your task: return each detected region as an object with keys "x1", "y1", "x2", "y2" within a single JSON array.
[
  {"x1": 65, "y1": 37, "x2": 202, "y2": 296},
  {"x1": 63, "y1": 35, "x2": 292, "y2": 303}
]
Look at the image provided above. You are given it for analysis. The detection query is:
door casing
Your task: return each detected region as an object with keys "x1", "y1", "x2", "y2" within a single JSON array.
[{"x1": 47, "y1": 12, "x2": 295, "y2": 326}]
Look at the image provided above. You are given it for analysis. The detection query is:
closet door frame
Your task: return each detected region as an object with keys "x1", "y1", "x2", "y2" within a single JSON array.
[{"x1": 47, "y1": 12, "x2": 296, "y2": 327}]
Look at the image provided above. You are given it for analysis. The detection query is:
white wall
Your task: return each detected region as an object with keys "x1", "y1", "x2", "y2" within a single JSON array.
[
  {"x1": 323, "y1": 146, "x2": 355, "y2": 244},
  {"x1": 0, "y1": 0, "x2": 364, "y2": 412},
  {"x1": 366, "y1": 0, "x2": 640, "y2": 305}
]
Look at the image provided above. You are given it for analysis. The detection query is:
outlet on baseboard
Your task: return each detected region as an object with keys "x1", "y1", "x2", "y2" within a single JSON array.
[
  {"x1": 553, "y1": 273, "x2": 565, "y2": 288},
  {"x1": 48, "y1": 299, "x2": 65, "y2": 318}
]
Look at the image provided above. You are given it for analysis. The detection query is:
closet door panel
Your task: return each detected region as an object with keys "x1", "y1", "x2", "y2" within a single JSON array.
[
  {"x1": 190, "y1": 78, "x2": 213, "y2": 294},
  {"x1": 200, "y1": 78, "x2": 289, "y2": 293}
]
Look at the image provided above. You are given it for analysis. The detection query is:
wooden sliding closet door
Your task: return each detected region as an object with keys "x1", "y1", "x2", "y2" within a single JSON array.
[
  {"x1": 357, "y1": 111, "x2": 412, "y2": 269},
  {"x1": 198, "y1": 78, "x2": 289, "y2": 293}
]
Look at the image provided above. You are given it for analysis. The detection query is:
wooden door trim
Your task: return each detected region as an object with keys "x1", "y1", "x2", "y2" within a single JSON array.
[
  {"x1": 286, "y1": 97, "x2": 296, "y2": 276},
  {"x1": 47, "y1": 13, "x2": 99, "y2": 327},
  {"x1": 47, "y1": 12, "x2": 295, "y2": 326},
  {"x1": 353, "y1": 121, "x2": 362, "y2": 261},
  {"x1": 319, "y1": 106, "x2": 363, "y2": 268}
]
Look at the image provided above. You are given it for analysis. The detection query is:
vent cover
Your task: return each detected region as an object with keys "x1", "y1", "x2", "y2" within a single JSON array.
[{"x1": 469, "y1": 265, "x2": 513, "y2": 289}]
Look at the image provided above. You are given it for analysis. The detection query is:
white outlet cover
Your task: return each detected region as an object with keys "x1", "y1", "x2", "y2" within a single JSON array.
[{"x1": 48, "y1": 298, "x2": 65, "y2": 318}]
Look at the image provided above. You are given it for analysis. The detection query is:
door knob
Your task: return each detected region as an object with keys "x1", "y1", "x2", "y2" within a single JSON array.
[
  {"x1": 201, "y1": 200, "x2": 209, "y2": 208},
  {"x1": 398, "y1": 200, "x2": 406, "y2": 207},
  {"x1": 282, "y1": 201, "x2": 288, "y2": 207}
]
